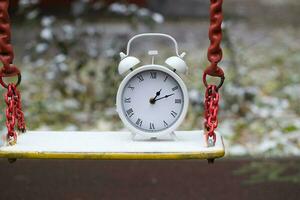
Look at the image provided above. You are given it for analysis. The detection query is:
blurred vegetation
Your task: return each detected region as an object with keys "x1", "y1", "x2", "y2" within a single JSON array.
[
  {"x1": 235, "y1": 160, "x2": 300, "y2": 184},
  {"x1": 1, "y1": 1, "x2": 165, "y2": 131},
  {"x1": 0, "y1": 0, "x2": 299, "y2": 156}
]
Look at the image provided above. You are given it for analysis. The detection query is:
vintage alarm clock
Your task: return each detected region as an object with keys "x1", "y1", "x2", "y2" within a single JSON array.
[{"x1": 116, "y1": 33, "x2": 189, "y2": 138}]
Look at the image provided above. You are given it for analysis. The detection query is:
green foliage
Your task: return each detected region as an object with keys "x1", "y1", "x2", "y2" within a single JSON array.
[
  {"x1": 1, "y1": 0, "x2": 299, "y2": 157},
  {"x1": 282, "y1": 125, "x2": 298, "y2": 133},
  {"x1": 9, "y1": 1, "x2": 165, "y2": 130},
  {"x1": 234, "y1": 160, "x2": 300, "y2": 184}
]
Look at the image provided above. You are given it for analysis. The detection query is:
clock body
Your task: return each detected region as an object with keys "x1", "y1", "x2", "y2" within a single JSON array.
[{"x1": 116, "y1": 64, "x2": 189, "y2": 137}]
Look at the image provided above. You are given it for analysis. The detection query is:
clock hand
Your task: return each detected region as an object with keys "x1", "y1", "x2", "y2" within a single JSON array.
[
  {"x1": 150, "y1": 89, "x2": 162, "y2": 104},
  {"x1": 153, "y1": 89, "x2": 162, "y2": 101},
  {"x1": 155, "y1": 93, "x2": 175, "y2": 102}
]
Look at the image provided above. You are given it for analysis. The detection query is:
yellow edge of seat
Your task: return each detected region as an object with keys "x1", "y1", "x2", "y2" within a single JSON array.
[
  {"x1": 0, "y1": 134, "x2": 225, "y2": 160},
  {"x1": 0, "y1": 150, "x2": 225, "y2": 160}
]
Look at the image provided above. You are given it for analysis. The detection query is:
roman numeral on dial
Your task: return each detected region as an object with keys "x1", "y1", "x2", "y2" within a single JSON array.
[
  {"x1": 124, "y1": 98, "x2": 131, "y2": 103},
  {"x1": 175, "y1": 99, "x2": 182, "y2": 104},
  {"x1": 137, "y1": 74, "x2": 144, "y2": 82},
  {"x1": 172, "y1": 86, "x2": 179, "y2": 91},
  {"x1": 171, "y1": 111, "x2": 177, "y2": 118},
  {"x1": 136, "y1": 118, "x2": 143, "y2": 127},
  {"x1": 149, "y1": 123, "x2": 155, "y2": 130},
  {"x1": 163, "y1": 120, "x2": 168, "y2": 127},
  {"x1": 164, "y1": 75, "x2": 169, "y2": 82},
  {"x1": 126, "y1": 108, "x2": 134, "y2": 117},
  {"x1": 150, "y1": 72, "x2": 157, "y2": 79},
  {"x1": 127, "y1": 84, "x2": 135, "y2": 90}
]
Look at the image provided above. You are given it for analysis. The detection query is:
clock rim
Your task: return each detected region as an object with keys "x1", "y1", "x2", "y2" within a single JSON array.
[{"x1": 116, "y1": 64, "x2": 189, "y2": 138}]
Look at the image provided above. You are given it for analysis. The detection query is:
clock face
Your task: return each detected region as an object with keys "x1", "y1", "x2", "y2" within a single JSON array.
[{"x1": 119, "y1": 67, "x2": 186, "y2": 134}]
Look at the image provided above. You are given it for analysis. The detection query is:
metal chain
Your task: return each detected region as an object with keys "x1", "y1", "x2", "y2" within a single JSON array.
[
  {"x1": 14, "y1": 86, "x2": 26, "y2": 132},
  {"x1": 0, "y1": 0, "x2": 25, "y2": 145},
  {"x1": 203, "y1": 0, "x2": 225, "y2": 146},
  {"x1": 204, "y1": 85, "x2": 220, "y2": 146},
  {"x1": 5, "y1": 84, "x2": 17, "y2": 145},
  {"x1": 207, "y1": 0, "x2": 223, "y2": 66},
  {"x1": 4, "y1": 84, "x2": 25, "y2": 145},
  {"x1": 203, "y1": 0, "x2": 225, "y2": 88},
  {"x1": 0, "y1": 0, "x2": 14, "y2": 68},
  {"x1": 0, "y1": 0, "x2": 20, "y2": 82}
]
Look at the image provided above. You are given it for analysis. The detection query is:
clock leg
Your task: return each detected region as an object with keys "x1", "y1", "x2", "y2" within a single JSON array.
[
  {"x1": 170, "y1": 131, "x2": 178, "y2": 141},
  {"x1": 131, "y1": 132, "x2": 136, "y2": 141},
  {"x1": 208, "y1": 159, "x2": 215, "y2": 164}
]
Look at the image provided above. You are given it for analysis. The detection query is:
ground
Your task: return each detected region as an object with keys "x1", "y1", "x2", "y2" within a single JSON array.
[{"x1": 0, "y1": 159, "x2": 299, "y2": 200}]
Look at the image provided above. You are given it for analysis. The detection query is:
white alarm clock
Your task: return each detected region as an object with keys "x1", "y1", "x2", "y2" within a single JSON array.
[{"x1": 116, "y1": 33, "x2": 189, "y2": 138}]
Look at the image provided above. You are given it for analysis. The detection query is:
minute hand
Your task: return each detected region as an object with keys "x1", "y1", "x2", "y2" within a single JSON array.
[{"x1": 155, "y1": 93, "x2": 175, "y2": 101}]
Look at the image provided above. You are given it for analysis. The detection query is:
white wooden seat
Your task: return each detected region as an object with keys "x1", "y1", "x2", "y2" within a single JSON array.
[{"x1": 0, "y1": 131, "x2": 224, "y2": 160}]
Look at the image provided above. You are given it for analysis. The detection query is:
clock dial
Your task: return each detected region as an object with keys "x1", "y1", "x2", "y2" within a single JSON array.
[{"x1": 121, "y1": 69, "x2": 184, "y2": 132}]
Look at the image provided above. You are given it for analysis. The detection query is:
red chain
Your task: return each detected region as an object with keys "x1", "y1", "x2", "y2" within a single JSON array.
[
  {"x1": 4, "y1": 84, "x2": 25, "y2": 145},
  {"x1": 203, "y1": 0, "x2": 225, "y2": 146},
  {"x1": 0, "y1": 0, "x2": 20, "y2": 78},
  {"x1": 0, "y1": 0, "x2": 25, "y2": 145},
  {"x1": 204, "y1": 0, "x2": 224, "y2": 81},
  {"x1": 0, "y1": 0, "x2": 13, "y2": 66},
  {"x1": 4, "y1": 84, "x2": 17, "y2": 145},
  {"x1": 204, "y1": 85, "x2": 220, "y2": 145},
  {"x1": 14, "y1": 85, "x2": 26, "y2": 132}
]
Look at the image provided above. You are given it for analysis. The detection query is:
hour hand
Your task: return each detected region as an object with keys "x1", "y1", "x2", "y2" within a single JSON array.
[
  {"x1": 150, "y1": 89, "x2": 162, "y2": 104},
  {"x1": 153, "y1": 89, "x2": 162, "y2": 100}
]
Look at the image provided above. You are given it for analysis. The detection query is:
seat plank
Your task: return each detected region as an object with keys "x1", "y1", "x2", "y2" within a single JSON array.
[{"x1": 0, "y1": 131, "x2": 225, "y2": 160}]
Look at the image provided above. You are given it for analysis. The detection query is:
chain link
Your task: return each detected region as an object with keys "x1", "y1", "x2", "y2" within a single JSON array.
[
  {"x1": 4, "y1": 84, "x2": 17, "y2": 145},
  {"x1": 0, "y1": 0, "x2": 20, "y2": 80},
  {"x1": 0, "y1": 0, "x2": 26, "y2": 145},
  {"x1": 14, "y1": 86, "x2": 26, "y2": 132},
  {"x1": 207, "y1": 0, "x2": 223, "y2": 65},
  {"x1": 0, "y1": 0, "x2": 14, "y2": 67},
  {"x1": 203, "y1": 0, "x2": 224, "y2": 146},
  {"x1": 203, "y1": 0, "x2": 225, "y2": 89},
  {"x1": 204, "y1": 85, "x2": 220, "y2": 146},
  {"x1": 4, "y1": 84, "x2": 26, "y2": 145}
]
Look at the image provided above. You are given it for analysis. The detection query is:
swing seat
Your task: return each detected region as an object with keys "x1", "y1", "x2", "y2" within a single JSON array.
[{"x1": 0, "y1": 131, "x2": 225, "y2": 160}]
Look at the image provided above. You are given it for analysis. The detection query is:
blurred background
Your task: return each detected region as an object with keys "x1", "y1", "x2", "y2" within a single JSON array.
[
  {"x1": 2, "y1": 0, "x2": 299, "y2": 156},
  {"x1": 0, "y1": 1, "x2": 300, "y2": 199}
]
